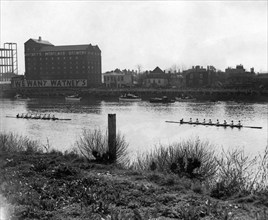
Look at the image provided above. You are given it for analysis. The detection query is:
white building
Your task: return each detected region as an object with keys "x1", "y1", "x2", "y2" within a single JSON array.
[{"x1": 103, "y1": 72, "x2": 133, "y2": 88}]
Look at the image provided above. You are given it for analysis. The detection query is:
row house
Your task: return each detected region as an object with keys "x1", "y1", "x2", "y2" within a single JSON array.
[
  {"x1": 225, "y1": 65, "x2": 255, "y2": 88},
  {"x1": 144, "y1": 67, "x2": 168, "y2": 88},
  {"x1": 183, "y1": 65, "x2": 216, "y2": 88}
]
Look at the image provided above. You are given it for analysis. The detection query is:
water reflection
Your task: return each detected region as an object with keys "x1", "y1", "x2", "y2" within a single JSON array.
[{"x1": 224, "y1": 103, "x2": 255, "y2": 120}]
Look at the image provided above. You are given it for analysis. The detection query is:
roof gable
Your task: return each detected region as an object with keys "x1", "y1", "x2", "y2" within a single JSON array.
[{"x1": 151, "y1": 66, "x2": 164, "y2": 74}]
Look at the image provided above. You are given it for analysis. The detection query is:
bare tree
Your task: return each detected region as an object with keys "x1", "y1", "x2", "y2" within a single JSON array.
[{"x1": 136, "y1": 64, "x2": 142, "y2": 74}]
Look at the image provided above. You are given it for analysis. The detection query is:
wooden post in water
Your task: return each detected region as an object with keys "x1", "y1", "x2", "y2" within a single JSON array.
[{"x1": 108, "y1": 114, "x2": 116, "y2": 163}]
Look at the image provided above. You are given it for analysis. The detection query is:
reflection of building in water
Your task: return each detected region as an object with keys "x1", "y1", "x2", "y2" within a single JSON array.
[
  {"x1": 0, "y1": 43, "x2": 18, "y2": 82},
  {"x1": 24, "y1": 37, "x2": 102, "y2": 87}
]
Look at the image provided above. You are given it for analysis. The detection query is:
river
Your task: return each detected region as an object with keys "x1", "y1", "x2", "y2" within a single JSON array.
[{"x1": 0, "y1": 97, "x2": 267, "y2": 157}]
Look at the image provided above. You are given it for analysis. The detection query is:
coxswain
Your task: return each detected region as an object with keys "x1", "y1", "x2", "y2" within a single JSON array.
[{"x1": 16, "y1": 113, "x2": 19, "y2": 118}]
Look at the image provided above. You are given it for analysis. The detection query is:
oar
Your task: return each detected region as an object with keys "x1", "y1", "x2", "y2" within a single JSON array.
[
  {"x1": 165, "y1": 120, "x2": 182, "y2": 124},
  {"x1": 242, "y1": 126, "x2": 262, "y2": 129}
]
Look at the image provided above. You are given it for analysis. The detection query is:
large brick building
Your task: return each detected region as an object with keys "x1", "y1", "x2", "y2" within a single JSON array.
[
  {"x1": 184, "y1": 65, "x2": 216, "y2": 88},
  {"x1": 24, "y1": 37, "x2": 101, "y2": 87}
]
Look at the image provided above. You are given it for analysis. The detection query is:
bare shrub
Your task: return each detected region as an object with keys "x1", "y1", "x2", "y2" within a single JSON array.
[
  {"x1": 0, "y1": 132, "x2": 43, "y2": 153},
  {"x1": 211, "y1": 146, "x2": 268, "y2": 198},
  {"x1": 130, "y1": 137, "x2": 217, "y2": 180},
  {"x1": 76, "y1": 128, "x2": 129, "y2": 165}
]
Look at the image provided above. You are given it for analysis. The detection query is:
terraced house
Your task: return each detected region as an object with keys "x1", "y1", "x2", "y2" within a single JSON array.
[
  {"x1": 144, "y1": 67, "x2": 168, "y2": 88},
  {"x1": 24, "y1": 37, "x2": 101, "y2": 87}
]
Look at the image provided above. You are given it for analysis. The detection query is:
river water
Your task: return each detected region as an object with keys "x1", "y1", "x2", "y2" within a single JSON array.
[{"x1": 0, "y1": 97, "x2": 267, "y2": 157}]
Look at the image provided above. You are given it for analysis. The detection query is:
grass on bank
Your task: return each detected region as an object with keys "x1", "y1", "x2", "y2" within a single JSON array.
[
  {"x1": 130, "y1": 137, "x2": 268, "y2": 199},
  {"x1": 0, "y1": 131, "x2": 268, "y2": 219}
]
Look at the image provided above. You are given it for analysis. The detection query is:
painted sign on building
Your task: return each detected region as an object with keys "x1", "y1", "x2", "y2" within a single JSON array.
[{"x1": 11, "y1": 79, "x2": 88, "y2": 88}]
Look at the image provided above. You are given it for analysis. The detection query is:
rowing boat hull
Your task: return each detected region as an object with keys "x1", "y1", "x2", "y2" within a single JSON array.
[
  {"x1": 65, "y1": 97, "x2": 81, "y2": 101},
  {"x1": 119, "y1": 98, "x2": 142, "y2": 102}
]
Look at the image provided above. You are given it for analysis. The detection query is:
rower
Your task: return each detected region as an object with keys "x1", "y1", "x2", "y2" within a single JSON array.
[
  {"x1": 237, "y1": 120, "x2": 241, "y2": 126},
  {"x1": 52, "y1": 115, "x2": 56, "y2": 120},
  {"x1": 16, "y1": 113, "x2": 19, "y2": 118},
  {"x1": 196, "y1": 118, "x2": 199, "y2": 123},
  {"x1": 189, "y1": 118, "x2": 192, "y2": 123},
  {"x1": 209, "y1": 119, "x2": 212, "y2": 124},
  {"x1": 223, "y1": 120, "x2": 227, "y2": 125},
  {"x1": 216, "y1": 119, "x2": 219, "y2": 125},
  {"x1": 42, "y1": 114, "x2": 46, "y2": 119},
  {"x1": 231, "y1": 120, "x2": 234, "y2": 126},
  {"x1": 180, "y1": 118, "x2": 184, "y2": 123},
  {"x1": 203, "y1": 119, "x2": 206, "y2": 124}
]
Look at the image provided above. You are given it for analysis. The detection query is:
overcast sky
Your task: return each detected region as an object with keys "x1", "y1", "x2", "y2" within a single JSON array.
[{"x1": 1, "y1": 0, "x2": 267, "y2": 74}]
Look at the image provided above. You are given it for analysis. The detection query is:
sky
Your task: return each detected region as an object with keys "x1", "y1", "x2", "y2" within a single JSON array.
[{"x1": 0, "y1": 0, "x2": 267, "y2": 74}]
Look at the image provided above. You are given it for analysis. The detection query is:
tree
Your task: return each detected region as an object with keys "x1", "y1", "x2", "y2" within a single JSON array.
[{"x1": 136, "y1": 64, "x2": 142, "y2": 74}]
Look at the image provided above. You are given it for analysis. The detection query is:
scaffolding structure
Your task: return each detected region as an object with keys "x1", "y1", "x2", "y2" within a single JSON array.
[{"x1": 0, "y1": 43, "x2": 18, "y2": 81}]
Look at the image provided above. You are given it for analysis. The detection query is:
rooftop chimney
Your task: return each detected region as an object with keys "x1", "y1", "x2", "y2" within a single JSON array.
[{"x1": 38, "y1": 36, "x2": 42, "y2": 41}]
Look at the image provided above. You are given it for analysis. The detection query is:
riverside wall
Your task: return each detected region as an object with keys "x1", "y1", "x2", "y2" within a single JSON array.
[{"x1": 10, "y1": 87, "x2": 268, "y2": 102}]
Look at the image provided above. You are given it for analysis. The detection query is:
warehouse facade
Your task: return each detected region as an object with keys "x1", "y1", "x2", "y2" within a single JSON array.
[{"x1": 23, "y1": 37, "x2": 101, "y2": 87}]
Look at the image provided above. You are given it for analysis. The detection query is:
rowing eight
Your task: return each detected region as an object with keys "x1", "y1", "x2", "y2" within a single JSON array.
[{"x1": 165, "y1": 120, "x2": 262, "y2": 129}]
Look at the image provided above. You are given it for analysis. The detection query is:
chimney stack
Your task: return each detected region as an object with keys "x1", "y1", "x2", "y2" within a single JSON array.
[{"x1": 38, "y1": 36, "x2": 42, "y2": 41}]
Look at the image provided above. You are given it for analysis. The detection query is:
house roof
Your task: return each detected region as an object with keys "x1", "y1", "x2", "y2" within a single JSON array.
[
  {"x1": 103, "y1": 72, "x2": 125, "y2": 76},
  {"x1": 146, "y1": 66, "x2": 167, "y2": 79},
  {"x1": 40, "y1": 44, "x2": 101, "y2": 52},
  {"x1": 30, "y1": 38, "x2": 54, "y2": 46},
  {"x1": 151, "y1": 66, "x2": 164, "y2": 74},
  {"x1": 26, "y1": 38, "x2": 101, "y2": 52}
]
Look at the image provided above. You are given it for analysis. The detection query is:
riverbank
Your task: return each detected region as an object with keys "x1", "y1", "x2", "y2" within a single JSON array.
[
  {"x1": 0, "y1": 133, "x2": 267, "y2": 219},
  {"x1": 10, "y1": 86, "x2": 268, "y2": 102}
]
